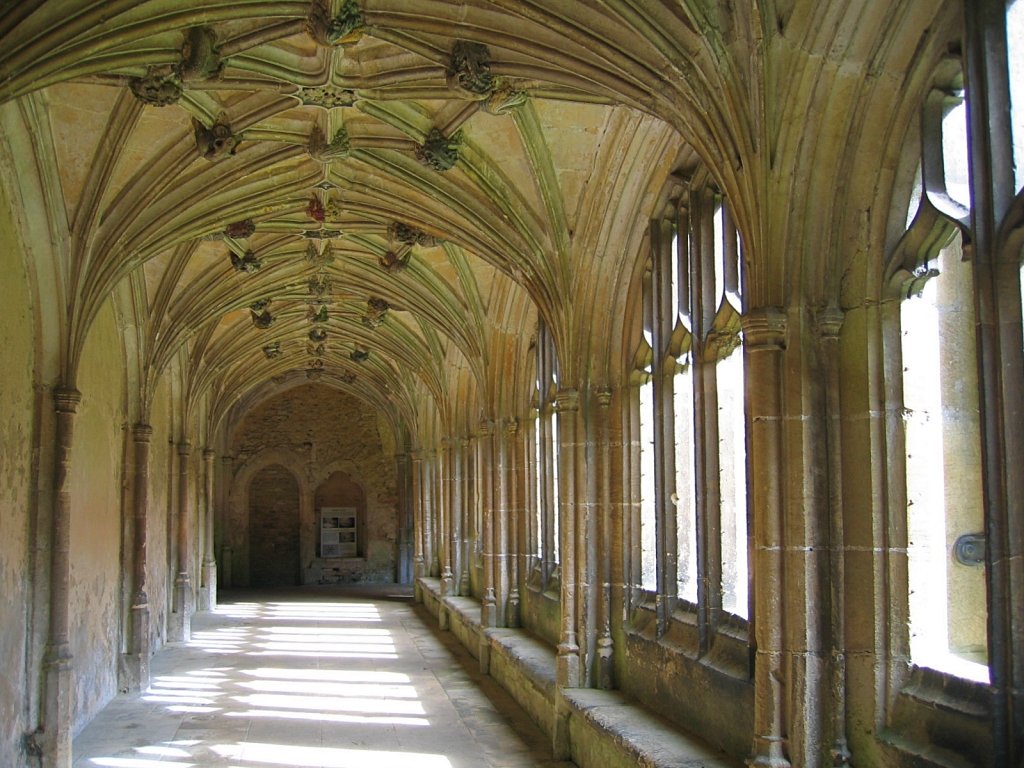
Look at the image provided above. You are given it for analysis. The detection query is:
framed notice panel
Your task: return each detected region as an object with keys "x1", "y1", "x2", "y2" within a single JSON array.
[{"x1": 321, "y1": 506, "x2": 357, "y2": 557}]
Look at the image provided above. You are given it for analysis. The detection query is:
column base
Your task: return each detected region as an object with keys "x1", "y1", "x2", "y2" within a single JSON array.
[
  {"x1": 596, "y1": 635, "x2": 614, "y2": 689},
  {"x1": 747, "y1": 737, "x2": 791, "y2": 768},
  {"x1": 168, "y1": 575, "x2": 193, "y2": 642},
  {"x1": 41, "y1": 649, "x2": 72, "y2": 768},
  {"x1": 119, "y1": 601, "x2": 151, "y2": 693},
  {"x1": 556, "y1": 641, "x2": 582, "y2": 688},
  {"x1": 198, "y1": 561, "x2": 217, "y2": 611}
]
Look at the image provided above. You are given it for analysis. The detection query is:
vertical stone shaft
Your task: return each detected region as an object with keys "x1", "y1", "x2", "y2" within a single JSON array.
[
  {"x1": 460, "y1": 437, "x2": 472, "y2": 595},
  {"x1": 595, "y1": 389, "x2": 614, "y2": 688},
  {"x1": 556, "y1": 388, "x2": 581, "y2": 687},
  {"x1": 440, "y1": 440, "x2": 454, "y2": 595},
  {"x1": 125, "y1": 422, "x2": 153, "y2": 690},
  {"x1": 219, "y1": 455, "x2": 233, "y2": 589},
  {"x1": 743, "y1": 309, "x2": 792, "y2": 767},
  {"x1": 41, "y1": 387, "x2": 81, "y2": 768},
  {"x1": 494, "y1": 420, "x2": 510, "y2": 627},
  {"x1": 199, "y1": 448, "x2": 216, "y2": 611},
  {"x1": 412, "y1": 452, "x2": 425, "y2": 579},
  {"x1": 171, "y1": 441, "x2": 193, "y2": 642},
  {"x1": 506, "y1": 419, "x2": 522, "y2": 628},
  {"x1": 480, "y1": 421, "x2": 496, "y2": 625}
]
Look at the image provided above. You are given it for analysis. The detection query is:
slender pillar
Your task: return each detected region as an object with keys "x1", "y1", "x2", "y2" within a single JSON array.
[
  {"x1": 555, "y1": 388, "x2": 581, "y2": 687},
  {"x1": 40, "y1": 387, "x2": 81, "y2": 768},
  {"x1": 494, "y1": 419, "x2": 511, "y2": 628},
  {"x1": 121, "y1": 422, "x2": 153, "y2": 692},
  {"x1": 440, "y1": 440, "x2": 454, "y2": 595},
  {"x1": 169, "y1": 441, "x2": 193, "y2": 642},
  {"x1": 595, "y1": 388, "x2": 615, "y2": 688},
  {"x1": 219, "y1": 455, "x2": 233, "y2": 589},
  {"x1": 412, "y1": 451, "x2": 425, "y2": 582},
  {"x1": 199, "y1": 448, "x2": 217, "y2": 611},
  {"x1": 744, "y1": 309, "x2": 792, "y2": 767},
  {"x1": 480, "y1": 420, "x2": 497, "y2": 626},
  {"x1": 504, "y1": 419, "x2": 521, "y2": 627},
  {"x1": 459, "y1": 437, "x2": 472, "y2": 595}
]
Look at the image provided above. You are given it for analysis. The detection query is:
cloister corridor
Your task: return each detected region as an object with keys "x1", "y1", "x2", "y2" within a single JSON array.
[{"x1": 71, "y1": 588, "x2": 573, "y2": 768}]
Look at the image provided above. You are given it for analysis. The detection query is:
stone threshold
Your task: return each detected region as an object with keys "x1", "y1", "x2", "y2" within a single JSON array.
[{"x1": 417, "y1": 577, "x2": 741, "y2": 768}]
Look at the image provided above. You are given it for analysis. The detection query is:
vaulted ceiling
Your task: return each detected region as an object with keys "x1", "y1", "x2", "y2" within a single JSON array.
[{"x1": 0, "y1": 1, "x2": 956, "y2": 444}]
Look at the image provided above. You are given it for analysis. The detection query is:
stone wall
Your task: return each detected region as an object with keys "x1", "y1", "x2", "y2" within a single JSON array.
[{"x1": 227, "y1": 383, "x2": 400, "y2": 585}]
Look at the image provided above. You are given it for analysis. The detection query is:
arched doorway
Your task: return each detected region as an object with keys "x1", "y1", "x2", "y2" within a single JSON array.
[{"x1": 249, "y1": 464, "x2": 300, "y2": 586}]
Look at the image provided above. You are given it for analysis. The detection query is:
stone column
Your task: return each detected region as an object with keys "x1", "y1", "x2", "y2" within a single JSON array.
[
  {"x1": 219, "y1": 455, "x2": 233, "y2": 589},
  {"x1": 199, "y1": 448, "x2": 217, "y2": 611},
  {"x1": 121, "y1": 422, "x2": 152, "y2": 692},
  {"x1": 595, "y1": 388, "x2": 615, "y2": 688},
  {"x1": 411, "y1": 451, "x2": 425, "y2": 582},
  {"x1": 743, "y1": 308, "x2": 791, "y2": 767},
  {"x1": 555, "y1": 388, "x2": 581, "y2": 687},
  {"x1": 480, "y1": 420, "x2": 497, "y2": 626},
  {"x1": 169, "y1": 441, "x2": 193, "y2": 642},
  {"x1": 459, "y1": 437, "x2": 472, "y2": 595},
  {"x1": 505, "y1": 419, "x2": 521, "y2": 628},
  {"x1": 440, "y1": 440, "x2": 454, "y2": 596},
  {"x1": 40, "y1": 387, "x2": 81, "y2": 768}
]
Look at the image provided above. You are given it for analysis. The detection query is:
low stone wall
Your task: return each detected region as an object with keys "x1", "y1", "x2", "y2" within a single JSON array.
[{"x1": 416, "y1": 577, "x2": 741, "y2": 768}]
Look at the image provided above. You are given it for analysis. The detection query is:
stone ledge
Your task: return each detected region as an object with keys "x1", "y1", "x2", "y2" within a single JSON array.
[
  {"x1": 563, "y1": 688, "x2": 742, "y2": 768},
  {"x1": 416, "y1": 578, "x2": 743, "y2": 768}
]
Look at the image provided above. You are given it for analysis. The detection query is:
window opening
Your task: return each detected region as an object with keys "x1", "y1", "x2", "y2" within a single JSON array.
[
  {"x1": 1008, "y1": 0, "x2": 1024, "y2": 190},
  {"x1": 639, "y1": 377, "x2": 657, "y2": 591}
]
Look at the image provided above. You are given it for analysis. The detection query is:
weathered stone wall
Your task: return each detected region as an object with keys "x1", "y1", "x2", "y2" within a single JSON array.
[
  {"x1": 249, "y1": 464, "x2": 300, "y2": 586},
  {"x1": 146, "y1": 374, "x2": 173, "y2": 649},
  {"x1": 69, "y1": 300, "x2": 126, "y2": 735},
  {"x1": 0, "y1": 180, "x2": 38, "y2": 762},
  {"x1": 228, "y1": 383, "x2": 399, "y2": 584}
]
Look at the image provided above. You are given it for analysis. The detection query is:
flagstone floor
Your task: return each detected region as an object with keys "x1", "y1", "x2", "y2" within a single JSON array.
[{"x1": 72, "y1": 586, "x2": 574, "y2": 768}]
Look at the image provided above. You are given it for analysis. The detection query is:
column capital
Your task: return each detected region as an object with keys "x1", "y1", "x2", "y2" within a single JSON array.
[
  {"x1": 814, "y1": 305, "x2": 845, "y2": 340},
  {"x1": 53, "y1": 387, "x2": 82, "y2": 413},
  {"x1": 202, "y1": 448, "x2": 215, "y2": 462},
  {"x1": 555, "y1": 388, "x2": 579, "y2": 412},
  {"x1": 132, "y1": 423, "x2": 153, "y2": 442},
  {"x1": 478, "y1": 419, "x2": 495, "y2": 436},
  {"x1": 504, "y1": 417, "x2": 519, "y2": 436},
  {"x1": 177, "y1": 441, "x2": 193, "y2": 457},
  {"x1": 741, "y1": 307, "x2": 787, "y2": 349},
  {"x1": 594, "y1": 387, "x2": 613, "y2": 408}
]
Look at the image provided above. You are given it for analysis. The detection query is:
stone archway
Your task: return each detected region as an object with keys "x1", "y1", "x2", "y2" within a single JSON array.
[{"x1": 248, "y1": 464, "x2": 300, "y2": 587}]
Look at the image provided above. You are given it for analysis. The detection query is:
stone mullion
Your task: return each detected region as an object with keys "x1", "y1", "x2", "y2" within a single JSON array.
[
  {"x1": 480, "y1": 421, "x2": 496, "y2": 625},
  {"x1": 817, "y1": 308, "x2": 851, "y2": 765},
  {"x1": 122, "y1": 422, "x2": 152, "y2": 693},
  {"x1": 459, "y1": 437, "x2": 471, "y2": 596},
  {"x1": 503, "y1": 419, "x2": 519, "y2": 627},
  {"x1": 595, "y1": 389, "x2": 614, "y2": 688},
  {"x1": 218, "y1": 456, "x2": 233, "y2": 589},
  {"x1": 199, "y1": 448, "x2": 216, "y2": 612},
  {"x1": 963, "y1": 3, "x2": 1023, "y2": 762},
  {"x1": 424, "y1": 452, "x2": 436, "y2": 577},
  {"x1": 555, "y1": 388, "x2": 581, "y2": 688},
  {"x1": 41, "y1": 387, "x2": 81, "y2": 768},
  {"x1": 507, "y1": 417, "x2": 524, "y2": 626},
  {"x1": 440, "y1": 440, "x2": 454, "y2": 595},
  {"x1": 579, "y1": 394, "x2": 599, "y2": 687},
  {"x1": 411, "y1": 452, "x2": 425, "y2": 581},
  {"x1": 169, "y1": 441, "x2": 193, "y2": 642},
  {"x1": 743, "y1": 308, "x2": 791, "y2": 768}
]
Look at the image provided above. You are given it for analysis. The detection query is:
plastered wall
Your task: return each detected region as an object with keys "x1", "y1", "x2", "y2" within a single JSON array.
[{"x1": 0, "y1": 177, "x2": 38, "y2": 761}]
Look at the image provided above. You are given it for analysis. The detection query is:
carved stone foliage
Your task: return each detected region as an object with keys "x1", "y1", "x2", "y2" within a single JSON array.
[
  {"x1": 303, "y1": 229, "x2": 342, "y2": 239},
  {"x1": 338, "y1": 371, "x2": 356, "y2": 384},
  {"x1": 193, "y1": 116, "x2": 240, "y2": 161},
  {"x1": 130, "y1": 66, "x2": 183, "y2": 106},
  {"x1": 362, "y1": 296, "x2": 389, "y2": 327},
  {"x1": 262, "y1": 342, "x2": 281, "y2": 359},
  {"x1": 308, "y1": 305, "x2": 329, "y2": 324},
  {"x1": 306, "y1": 241, "x2": 334, "y2": 268},
  {"x1": 306, "y1": 0, "x2": 364, "y2": 47},
  {"x1": 484, "y1": 82, "x2": 529, "y2": 115},
  {"x1": 308, "y1": 124, "x2": 351, "y2": 162},
  {"x1": 415, "y1": 129, "x2": 462, "y2": 172},
  {"x1": 447, "y1": 41, "x2": 494, "y2": 97},
  {"x1": 225, "y1": 219, "x2": 256, "y2": 239},
  {"x1": 230, "y1": 250, "x2": 262, "y2": 272},
  {"x1": 309, "y1": 328, "x2": 328, "y2": 342},
  {"x1": 179, "y1": 26, "x2": 223, "y2": 82},
  {"x1": 297, "y1": 85, "x2": 358, "y2": 109},
  {"x1": 378, "y1": 250, "x2": 410, "y2": 273},
  {"x1": 250, "y1": 305, "x2": 275, "y2": 328},
  {"x1": 308, "y1": 274, "x2": 332, "y2": 298},
  {"x1": 307, "y1": 195, "x2": 326, "y2": 222},
  {"x1": 350, "y1": 345, "x2": 369, "y2": 362},
  {"x1": 388, "y1": 221, "x2": 437, "y2": 247},
  {"x1": 307, "y1": 342, "x2": 326, "y2": 357}
]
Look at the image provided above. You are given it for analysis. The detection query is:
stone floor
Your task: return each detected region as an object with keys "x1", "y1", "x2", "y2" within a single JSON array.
[{"x1": 72, "y1": 586, "x2": 575, "y2": 768}]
